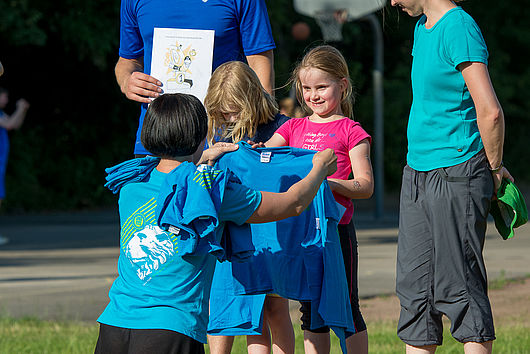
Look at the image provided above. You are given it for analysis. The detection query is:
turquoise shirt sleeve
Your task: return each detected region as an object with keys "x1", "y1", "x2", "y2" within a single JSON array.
[{"x1": 443, "y1": 14, "x2": 488, "y2": 68}]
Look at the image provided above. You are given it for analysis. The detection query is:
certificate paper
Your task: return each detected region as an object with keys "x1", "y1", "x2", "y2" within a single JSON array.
[{"x1": 151, "y1": 28, "x2": 215, "y2": 102}]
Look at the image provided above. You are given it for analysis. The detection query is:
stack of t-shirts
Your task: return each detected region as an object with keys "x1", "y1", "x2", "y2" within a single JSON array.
[
  {"x1": 208, "y1": 142, "x2": 354, "y2": 353},
  {"x1": 104, "y1": 155, "x2": 160, "y2": 194},
  {"x1": 156, "y1": 162, "x2": 255, "y2": 261}
]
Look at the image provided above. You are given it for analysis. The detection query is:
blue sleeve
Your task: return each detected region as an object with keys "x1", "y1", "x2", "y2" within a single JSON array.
[
  {"x1": 218, "y1": 172, "x2": 262, "y2": 225},
  {"x1": 119, "y1": 0, "x2": 144, "y2": 59},
  {"x1": 443, "y1": 15, "x2": 488, "y2": 68},
  {"x1": 104, "y1": 156, "x2": 160, "y2": 194},
  {"x1": 236, "y1": 0, "x2": 276, "y2": 56}
]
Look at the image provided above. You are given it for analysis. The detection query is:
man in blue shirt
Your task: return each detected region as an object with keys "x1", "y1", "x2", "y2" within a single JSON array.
[
  {"x1": 95, "y1": 93, "x2": 337, "y2": 354},
  {"x1": 114, "y1": 0, "x2": 276, "y2": 156}
]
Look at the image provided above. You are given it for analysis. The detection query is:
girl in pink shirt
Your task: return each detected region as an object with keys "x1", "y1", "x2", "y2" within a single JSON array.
[{"x1": 265, "y1": 45, "x2": 373, "y2": 354}]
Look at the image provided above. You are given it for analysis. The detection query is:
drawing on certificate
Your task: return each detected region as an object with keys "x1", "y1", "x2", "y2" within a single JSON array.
[{"x1": 151, "y1": 28, "x2": 215, "y2": 102}]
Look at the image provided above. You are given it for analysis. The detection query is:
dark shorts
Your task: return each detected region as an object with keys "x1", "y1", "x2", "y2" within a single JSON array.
[
  {"x1": 94, "y1": 323, "x2": 205, "y2": 354},
  {"x1": 300, "y1": 220, "x2": 367, "y2": 334},
  {"x1": 396, "y1": 151, "x2": 496, "y2": 346}
]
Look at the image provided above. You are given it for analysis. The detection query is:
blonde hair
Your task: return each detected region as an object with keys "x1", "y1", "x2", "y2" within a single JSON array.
[
  {"x1": 205, "y1": 61, "x2": 278, "y2": 145},
  {"x1": 291, "y1": 45, "x2": 354, "y2": 119}
]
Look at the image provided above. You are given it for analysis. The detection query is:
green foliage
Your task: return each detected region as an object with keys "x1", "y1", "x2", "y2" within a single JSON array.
[
  {"x1": 0, "y1": 0, "x2": 120, "y2": 68},
  {"x1": 0, "y1": 0, "x2": 134, "y2": 212},
  {"x1": 0, "y1": 0, "x2": 46, "y2": 46},
  {"x1": 0, "y1": 0, "x2": 529, "y2": 212}
]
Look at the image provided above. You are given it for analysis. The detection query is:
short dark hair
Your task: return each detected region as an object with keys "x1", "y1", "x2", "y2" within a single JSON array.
[
  {"x1": 141, "y1": 93, "x2": 208, "y2": 158},
  {"x1": 0, "y1": 87, "x2": 8, "y2": 95}
]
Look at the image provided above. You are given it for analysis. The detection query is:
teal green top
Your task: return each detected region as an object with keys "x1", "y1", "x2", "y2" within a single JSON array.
[{"x1": 407, "y1": 7, "x2": 488, "y2": 171}]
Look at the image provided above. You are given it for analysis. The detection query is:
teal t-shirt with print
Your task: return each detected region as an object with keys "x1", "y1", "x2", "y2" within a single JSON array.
[
  {"x1": 98, "y1": 166, "x2": 261, "y2": 343},
  {"x1": 407, "y1": 7, "x2": 488, "y2": 171}
]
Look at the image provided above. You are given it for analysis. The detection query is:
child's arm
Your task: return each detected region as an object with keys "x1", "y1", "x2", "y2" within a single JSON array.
[
  {"x1": 327, "y1": 138, "x2": 373, "y2": 199},
  {"x1": 246, "y1": 149, "x2": 337, "y2": 223},
  {"x1": 0, "y1": 99, "x2": 30, "y2": 130},
  {"x1": 196, "y1": 142, "x2": 239, "y2": 166},
  {"x1": 263, "y1": 133, "x2": 287, "y2": 147}
]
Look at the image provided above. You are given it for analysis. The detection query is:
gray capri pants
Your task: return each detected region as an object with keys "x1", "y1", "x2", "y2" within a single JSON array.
[{"x1": 396, "y1": 150, "x2": 496, "y2": 346}]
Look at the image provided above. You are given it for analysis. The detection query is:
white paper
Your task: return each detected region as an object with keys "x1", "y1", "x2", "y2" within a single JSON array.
[{"x1": 151, "y1": 28, "x2": 215, "y2": 103}]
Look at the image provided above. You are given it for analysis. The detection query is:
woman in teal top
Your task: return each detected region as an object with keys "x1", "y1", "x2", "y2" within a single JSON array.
[{"x1": 391, "y1": 1, "x2": 514, "y2": 353}]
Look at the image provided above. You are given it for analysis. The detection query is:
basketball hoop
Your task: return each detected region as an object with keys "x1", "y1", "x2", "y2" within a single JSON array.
[
  {"x1": 293, "y1": 0, "x2": 387, "y2": 218},
  {"x1": 294, "y1": 0, "x2": 386, "y2": 42},
  {"x1": 314, "y1": 9, "x2": 348, "y2": 42}
]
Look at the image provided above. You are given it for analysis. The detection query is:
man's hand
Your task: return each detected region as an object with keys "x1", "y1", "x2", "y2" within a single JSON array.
[
  {"x1": 197, "y1": 142, "x2": 239, "y2": 166},
  {"x1": 115, "y1": 57, "x2": 162, "y2": 104},
  {"x1": 313, "y1": 149, "x2": 337, "y2": 177},
  {"x1": 122, "y1": 71, "x2": 162, "y2": 103}
]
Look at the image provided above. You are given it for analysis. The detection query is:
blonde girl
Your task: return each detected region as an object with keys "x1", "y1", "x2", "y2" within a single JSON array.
[
  {"x1": 204, "y1": 61, "x2": 294, "y2": 354},
  {"x1": 266, "y1": 45, "x2": 373, "y2": 354},
  {"x1": 206, "y1": 61, "x2": 287, "y2": 146}
]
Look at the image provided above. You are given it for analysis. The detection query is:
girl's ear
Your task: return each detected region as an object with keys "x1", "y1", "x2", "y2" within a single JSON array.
[
  {"x1": 339, "y1": 77, "x2": 348, "y2": 93},
  {"x1": 339, "y1": 77, "x2": 349, "y2": 100}
]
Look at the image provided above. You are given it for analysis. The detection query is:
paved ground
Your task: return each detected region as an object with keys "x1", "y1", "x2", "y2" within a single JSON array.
[{"x1": 0, "y1": 196, "x2": 528, "y2": 323}]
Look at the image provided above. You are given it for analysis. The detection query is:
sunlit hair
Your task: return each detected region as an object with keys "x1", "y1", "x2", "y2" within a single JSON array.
[
  {"x1": 291, "y1": 45, "x2": 354, "y2": 119},
  {"x1": 141, "y1": 93, "x2": 207, "y2": 158},
  {"x1": 204, "y1": 61, "x2": 278, "y2": 146}
]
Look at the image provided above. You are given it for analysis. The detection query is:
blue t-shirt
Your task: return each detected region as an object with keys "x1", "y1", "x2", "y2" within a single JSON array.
[
  {"x1": 98, "y1": 160, "x2": 261, "y2": 343},
  {"x1": 119, "y1": 0, "x2": 276, "y2": 155},
  {"x1": 208, "y1": 113, "x2": 290, "y2": 337},
  {"x1": 407, "y1": 7, "x2": 488, "y2": 171},
  {"x1": 208, "y1": 142, "x2": 355, "y2": 352}
]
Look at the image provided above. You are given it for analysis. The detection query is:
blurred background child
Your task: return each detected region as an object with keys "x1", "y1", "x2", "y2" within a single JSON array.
[{"x1": 0, "y1": 87, "x2": 30, "y2": 246}]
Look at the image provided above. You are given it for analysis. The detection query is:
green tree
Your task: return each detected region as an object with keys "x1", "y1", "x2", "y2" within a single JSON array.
[{"x1": 0, "y1": 0, "x2": 528, "y2": 212}]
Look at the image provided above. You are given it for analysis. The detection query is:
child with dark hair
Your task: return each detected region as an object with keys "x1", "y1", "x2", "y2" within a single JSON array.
[{"x1": 95, "y1": 93, "x2": 337, "y2": 354}]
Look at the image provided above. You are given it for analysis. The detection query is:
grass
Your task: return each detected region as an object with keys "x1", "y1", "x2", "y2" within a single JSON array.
[
  {"x1": 489, "y1": 270, "x2": 530, "y2": 290},
  {"x1": 0, "y1": 317, "x2": 98, "y2": 353},
  {"x1": 0, "y1": 317, "x2": 528, "y2": 353}
]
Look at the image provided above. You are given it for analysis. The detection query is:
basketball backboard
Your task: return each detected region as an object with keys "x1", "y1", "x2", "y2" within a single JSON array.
[{"x1": 293, "y1": 0, "x2": 386, "y2": 21}]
